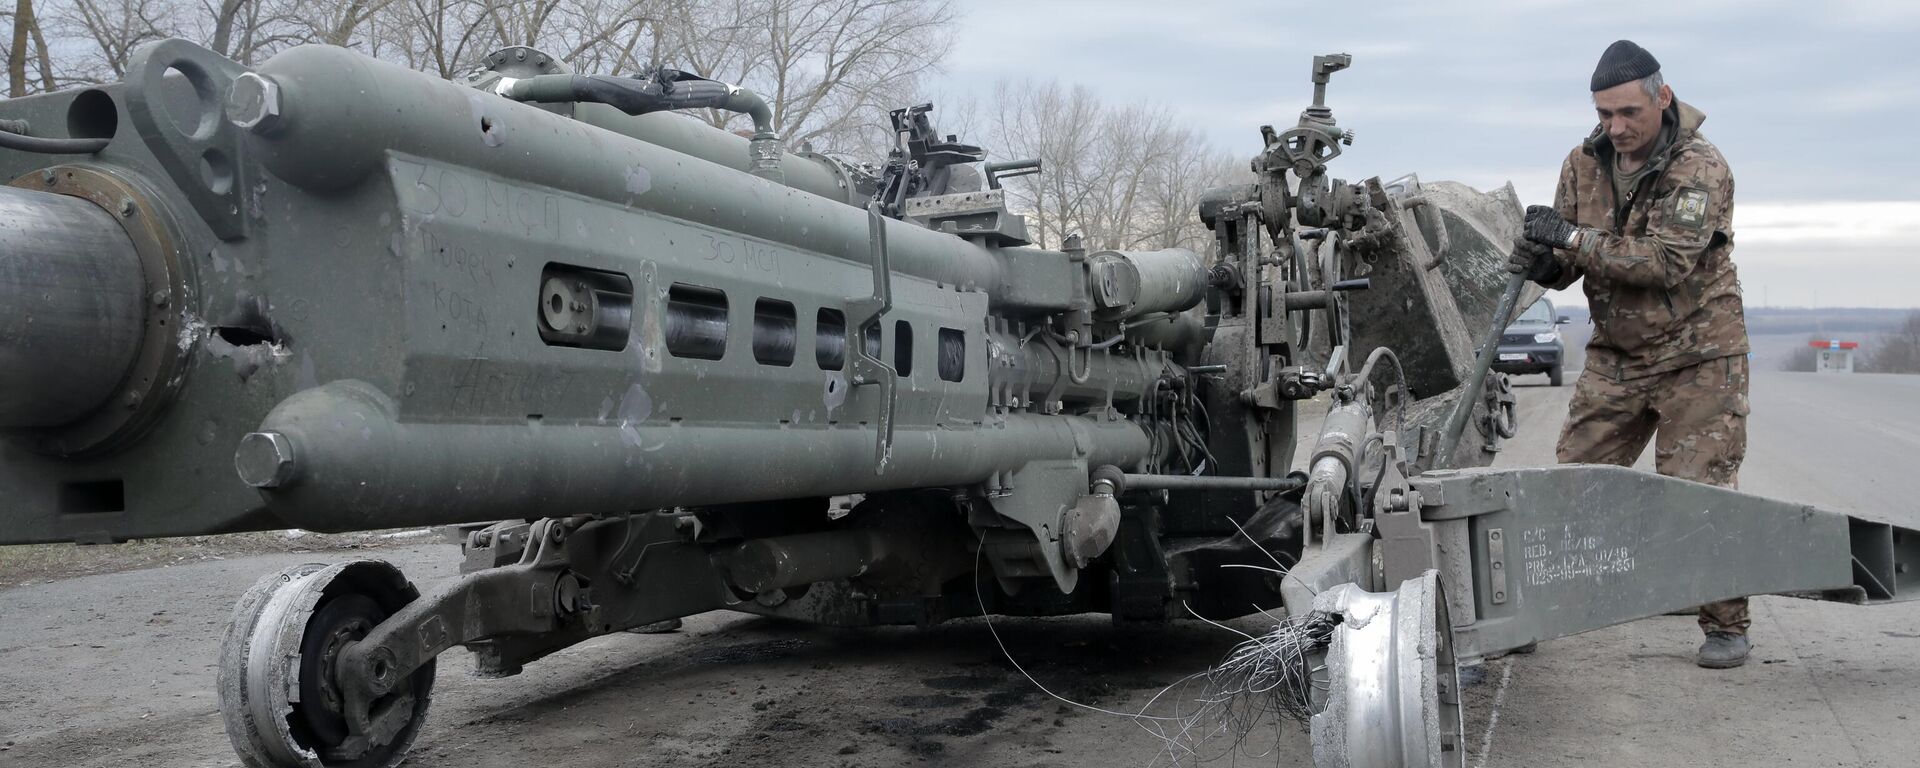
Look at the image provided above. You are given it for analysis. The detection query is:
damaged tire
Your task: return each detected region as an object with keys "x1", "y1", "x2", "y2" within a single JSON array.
[
  {"x1": 218, "y1": 559, "x2": 435, "y2": 768},
  {"x1": 1309, "y1": 571, "x2": 1464, "y2": 768}
]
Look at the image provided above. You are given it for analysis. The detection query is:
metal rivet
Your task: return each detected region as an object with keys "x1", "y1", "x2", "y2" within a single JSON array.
[{"x1": 119, "y1": 197, "x2": 136, "y2": 217}]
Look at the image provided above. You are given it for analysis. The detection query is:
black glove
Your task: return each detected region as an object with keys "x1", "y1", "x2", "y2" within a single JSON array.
[
  {"x1": 1506, "y1": 237, "x2": 1561, "y2": 285},
  {"x1": 1523, "y1": 205, "x2": 1579, "y2": 249}
]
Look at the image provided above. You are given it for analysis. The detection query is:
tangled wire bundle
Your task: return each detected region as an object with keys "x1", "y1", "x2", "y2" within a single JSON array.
[{"x1": 1138, "y1": 607, "x2": 1343, "y2": 764}]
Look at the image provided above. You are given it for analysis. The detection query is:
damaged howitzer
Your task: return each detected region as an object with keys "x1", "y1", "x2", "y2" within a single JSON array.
[{"x1": 0, "y1": 40, "x2": 1915, "y2": 768}]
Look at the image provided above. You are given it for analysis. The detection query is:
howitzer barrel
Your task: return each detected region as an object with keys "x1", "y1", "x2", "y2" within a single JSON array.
[
  {"x1": 241, "y1": 380, "x2": 1154, "y2": 531},
  {"x1": 0, "y1": 185, "x2": 146, "y2": 427}
]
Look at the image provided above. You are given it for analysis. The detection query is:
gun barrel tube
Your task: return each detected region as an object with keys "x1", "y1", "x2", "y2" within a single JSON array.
[
  {"x1": 0, "y1": 185, "x2": 146, "y2": 427},
  {"x1": 245, "y1": 380, "x2": 1155, "y2": 530}
]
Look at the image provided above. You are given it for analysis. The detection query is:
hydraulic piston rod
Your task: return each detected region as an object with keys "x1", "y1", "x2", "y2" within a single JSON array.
[{"x1": 0, "y1": 184, "x2": 146, "y2": 427}]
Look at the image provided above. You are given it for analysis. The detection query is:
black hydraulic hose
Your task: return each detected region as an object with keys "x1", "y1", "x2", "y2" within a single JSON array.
[
  {"x1": 0, "y1": 126, "x2": 108, "y2": 155},
  {"x1": 497, "y1": 72, "x2": 783, "y2": 181},
  {"x1": 1348, "y1": 346, "x2": 1408, "y2": 440},
  {"x1": 502, "y1": 74, "x2": 775, "y2": 137}
]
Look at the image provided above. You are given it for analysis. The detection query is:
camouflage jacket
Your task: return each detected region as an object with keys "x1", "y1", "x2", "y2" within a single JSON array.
[{"x1": 1546, "y1": 99, "x2": 1748, "y2": 380}]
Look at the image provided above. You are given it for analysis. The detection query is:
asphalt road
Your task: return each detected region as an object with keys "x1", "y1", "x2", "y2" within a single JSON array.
[
  {"x1": 1482, "y1": 343, "x2": 1920, "y2": 768},
  {"x1": 3, "y1": 360, "x2": 1918, "y2": 767}
]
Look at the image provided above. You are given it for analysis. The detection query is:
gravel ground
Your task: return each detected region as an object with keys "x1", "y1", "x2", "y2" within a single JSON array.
[
  {"x1": 0, "y1": 529, "x2": 439, "y2": 589},
  {"x1": 0, "y1": 543, "x2": 1295, "y2": 768}
]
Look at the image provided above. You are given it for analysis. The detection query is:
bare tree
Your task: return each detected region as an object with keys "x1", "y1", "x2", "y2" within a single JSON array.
[
  {"x1": 48, "y1": 0, "x2": 178, "y2": 82},
  {"x1": 368, "y1": 0, "x2": 660, "y2": 81},
  {"x1": 14, "y1": 0, "x2": 956, "y2": 174},
  {"x1": 1864, "y1": 311, "x2": 1920, "y2": 374},
  {"x1": 381, "y1": 0, "x2": 499, "y2": 77},
  {"x1": 986, "y1": 79, "x2": 1101, "y2": 249},
  {"x1": 984, "y1": 77, "x2": 1240, "y2": 252},
  {"x1": 510, "y1": 0, "x2": 658, "y2": 71},
  {"x1": 193, "y1": 0, "x2": 305, "y2": 65},
  {"x1": 562, "y1": 6, "x2": 660, "y2": 76},
  {"x1": 7, "y1": 0, "x2": 32, "y2": 96},
  {"x1": 1780, "y1": 336, "x2": 1824, "y2": 372},
  {"x1": 199, "y1": 0, "x2": 254, "y2": 59},
  {"x1": 8, "y1": 0, "x2": 58, "y2": 95},
  {"x1": 278, "y1": 0, "x2": 398, "y2": 48},
  {"x1": 651, "y1": 0, "x2": 955, "y2": 152},
  {"x1": 1136, "y1": 134, "x2": 1241, "y2": 250}
]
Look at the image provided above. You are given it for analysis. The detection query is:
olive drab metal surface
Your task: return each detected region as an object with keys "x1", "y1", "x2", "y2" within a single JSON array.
[{"x1": 1, "y1": 42, "x2": 1913, "y2": 768}]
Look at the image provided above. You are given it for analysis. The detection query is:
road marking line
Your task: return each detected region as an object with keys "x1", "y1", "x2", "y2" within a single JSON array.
[{"x1": 1473, "y1": 660, "x2": 1514, "y2": 768}]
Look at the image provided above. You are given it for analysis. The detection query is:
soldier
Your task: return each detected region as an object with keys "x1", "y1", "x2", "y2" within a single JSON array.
[{"x1": 1507, "y1": 40, "x2": 1753, "y2": 668}]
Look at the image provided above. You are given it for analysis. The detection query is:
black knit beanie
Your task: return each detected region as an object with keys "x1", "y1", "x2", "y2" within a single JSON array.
[{"x1": 1591, "y1": 40, "x2": 1660, "y2": 92}]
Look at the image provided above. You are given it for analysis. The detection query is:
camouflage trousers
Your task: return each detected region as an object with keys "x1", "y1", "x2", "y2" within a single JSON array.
[{"x1": 1556, "y1": 354, "x2": 1752, "y2": 635}]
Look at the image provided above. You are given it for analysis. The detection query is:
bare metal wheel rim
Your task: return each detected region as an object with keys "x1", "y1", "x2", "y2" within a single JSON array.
[
  {"x1": 217, "y1": 559, "x2": 435, "y2": 768},
  {"x1": 1309, "y1": 570, "x2": 1465, "y2": 768}
]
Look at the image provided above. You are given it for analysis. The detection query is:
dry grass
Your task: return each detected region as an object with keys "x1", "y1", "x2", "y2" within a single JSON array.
[{"x1": 0, "y1": 529, "x2": 441, "y2": 588}]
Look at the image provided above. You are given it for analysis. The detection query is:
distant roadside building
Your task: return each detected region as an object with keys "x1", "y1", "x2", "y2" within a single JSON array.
[{"x1": 1812, "y1": 340, "x2": 1859, "y2": 373}]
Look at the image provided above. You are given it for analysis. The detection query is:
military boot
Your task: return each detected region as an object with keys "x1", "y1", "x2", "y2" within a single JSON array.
[{"x1": 1696, "y1": 631, "x2": 1750, "y2": 669}]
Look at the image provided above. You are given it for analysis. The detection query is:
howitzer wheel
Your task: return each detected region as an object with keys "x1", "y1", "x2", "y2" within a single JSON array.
[
  {"x1": 1309, "y1": 571, "x2": 1465, "y2": 768},
  {"x1": 218, "y1": 560, "x2": 436, "y2": 768}
]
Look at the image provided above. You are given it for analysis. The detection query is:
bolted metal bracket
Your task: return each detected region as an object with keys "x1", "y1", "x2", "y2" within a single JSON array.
[
  {"x1": 981, "y1": 459, "x2": 1091, "y2": 595},
  {"x1": 846, "y1": 203, "x2": 898, "y2": 474},
  {"x1": 123, "y1": 39, "x2": 252, "y2": 240},
  {"x1": 1485, "y1": 527, "x2": 1507, "y2": 605}
]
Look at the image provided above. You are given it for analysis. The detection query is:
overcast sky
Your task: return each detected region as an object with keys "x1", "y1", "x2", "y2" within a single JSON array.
[{"x1": 930, "y1": 0, "x2": 1920, "y2": 308}]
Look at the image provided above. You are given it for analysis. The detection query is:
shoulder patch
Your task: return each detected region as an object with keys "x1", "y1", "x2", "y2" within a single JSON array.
[{"x1": 1671, "y1": 186, "x2": 1710, "y2": 230}]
